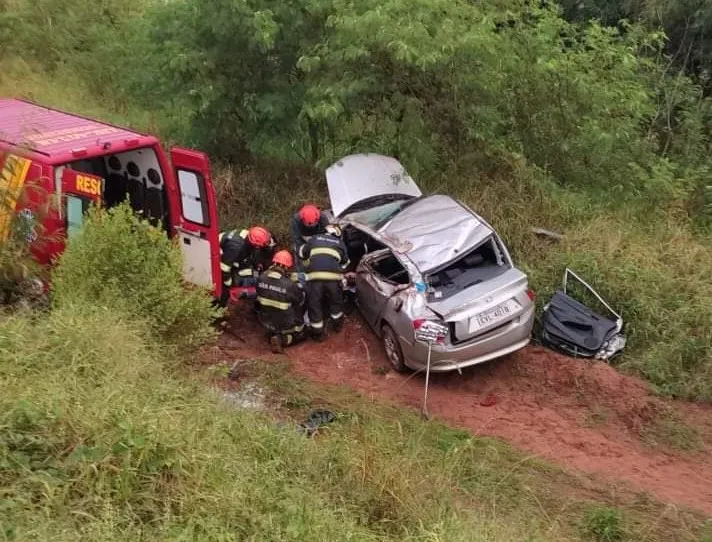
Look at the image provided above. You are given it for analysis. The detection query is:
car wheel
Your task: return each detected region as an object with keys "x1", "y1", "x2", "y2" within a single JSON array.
[{"x1": 382, "y1": 324, "x2": 408, "y2": 373}]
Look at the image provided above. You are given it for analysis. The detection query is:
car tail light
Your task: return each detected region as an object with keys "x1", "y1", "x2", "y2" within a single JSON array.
[
  {"x1": 527, "y1": 289, "x2": 536, "y2": 302},
  {"x1": 413, "y1": 318, "x2": 449, "y2": 343}
]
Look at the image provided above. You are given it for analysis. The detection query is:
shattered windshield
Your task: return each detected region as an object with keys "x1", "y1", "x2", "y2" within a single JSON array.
[{"x1": 343, "y1": 200, "x2": 409, "y2": 230}]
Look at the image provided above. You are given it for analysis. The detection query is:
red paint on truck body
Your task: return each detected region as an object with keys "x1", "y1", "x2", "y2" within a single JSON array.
[{"x1": 0, "y1": 98, "x2": 223, "y2": 299}]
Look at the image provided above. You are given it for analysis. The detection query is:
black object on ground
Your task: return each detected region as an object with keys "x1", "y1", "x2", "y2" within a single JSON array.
[
  {"x1": 540, "y1": 269, "x2": 626, "y2": 361},
  {"x1": 297, "y1": 409, "x2": 336, "y2": 437}
]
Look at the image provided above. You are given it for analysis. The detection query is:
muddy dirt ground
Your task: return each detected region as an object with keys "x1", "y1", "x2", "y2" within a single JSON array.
[{"x1": 212, "y1": 305, "x2": 712, "y2": 516}]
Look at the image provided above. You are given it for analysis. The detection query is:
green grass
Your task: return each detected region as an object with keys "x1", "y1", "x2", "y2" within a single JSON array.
[
  {"x1": 641, "y1": 408, "x2": 704, "y2": 453},
  {"x1": 1, "y1": 306, "x2": 709, "y2": 542},
  {"x1": 581, "y1": 506, "x2": 624, "y2": 541},
  {"x1": 0, "y1": 57, "x2": 161, "y2": 138}
]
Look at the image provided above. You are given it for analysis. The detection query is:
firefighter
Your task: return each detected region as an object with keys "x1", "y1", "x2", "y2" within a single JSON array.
[
  {"x1": 216, "y1": 226, "x2": 274, "y2": 307},
  {"x1": 255, "y1": 250, "x2": 307, "y2": 353},
  {"x1": 290, "y1": 204, "x2": 328, "y2": 267},
  {"x1": 299, "y1": 224, "x2": 350, "y2": 341}
]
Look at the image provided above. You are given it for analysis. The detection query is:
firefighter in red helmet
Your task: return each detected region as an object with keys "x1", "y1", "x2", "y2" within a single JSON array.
[
  {"x1": 255, "y1": 249, "x2": 307, "y2": 353},
  {"x1": 291, "y1": 204, "x2": 328, "y2": 258},
  {"x1": 216, "y1": 226, "x2": 275, "y2": 307}
]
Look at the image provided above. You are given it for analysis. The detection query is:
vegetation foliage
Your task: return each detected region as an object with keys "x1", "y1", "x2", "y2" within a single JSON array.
[
  {"x1": 51, "y1": 203, "x2": 219, "y2": 350},
  {"x1": 3, "y1": 1, "x2": 712, "y2": 537},
  {"x1": 1, "y1": 0, "x2": 712, "y2": 401},
  {"x1": 0, "y1": 305, "x2": 705, "y2": 541}
]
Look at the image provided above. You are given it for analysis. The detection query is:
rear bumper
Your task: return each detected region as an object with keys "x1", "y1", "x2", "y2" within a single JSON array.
[{"x1": 399, "y1": 305, "x2": 535, "y2": 372}]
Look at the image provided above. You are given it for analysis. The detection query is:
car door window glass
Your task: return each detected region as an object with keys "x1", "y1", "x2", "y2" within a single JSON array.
[{"x1": 371, "y1": 252, "x2": 409, "y2": 285}]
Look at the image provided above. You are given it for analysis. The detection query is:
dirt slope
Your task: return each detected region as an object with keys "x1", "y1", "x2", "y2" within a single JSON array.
[{"x1": 217, "y1": 307, "x2": 712, "y2": 516}]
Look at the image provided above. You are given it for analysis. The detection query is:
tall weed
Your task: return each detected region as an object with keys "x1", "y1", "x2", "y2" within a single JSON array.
[
  {"x1": 0, "y1": 307, "x2": 547, "y2": 541},
  {"x1": 51, "y1": 203, "x2": 219, "y2": 350},
  {"x1": 1, "y1": 306, "x2": 700, "y2": 541}
]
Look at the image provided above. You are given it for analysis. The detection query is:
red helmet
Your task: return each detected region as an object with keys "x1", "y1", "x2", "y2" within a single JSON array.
[
  {"x1": 272, "y1": 250, "x2": 294, "y2": 268},
  {"x1": 299, "y1": 204, "x2": 321, "y2": 227},
  {"x1": 247, "y1": 226, "x2": 271, "y2": 248}
]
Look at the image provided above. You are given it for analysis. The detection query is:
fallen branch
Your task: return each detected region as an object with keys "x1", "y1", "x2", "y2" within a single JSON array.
[{"x1": 532, "y1": 227, "x2": 564, "y2": 241}]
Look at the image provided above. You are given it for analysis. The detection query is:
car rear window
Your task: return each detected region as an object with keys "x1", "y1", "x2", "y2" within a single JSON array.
[{"x1": 425, "y1": 236, "x2": 510, "y2": 300}]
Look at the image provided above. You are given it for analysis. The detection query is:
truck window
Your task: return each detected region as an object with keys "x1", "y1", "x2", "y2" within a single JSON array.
[
  {"x1": 177, "y1": 169, "x2": 209, "y2": 226},
  {"x1": 66, "y1": 195, "x2": 90, "y2": 238}
]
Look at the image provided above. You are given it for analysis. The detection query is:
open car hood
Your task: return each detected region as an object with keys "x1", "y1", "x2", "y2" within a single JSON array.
[{"x1": 326, "y1": 154, "x2": 422, "y2": 218}]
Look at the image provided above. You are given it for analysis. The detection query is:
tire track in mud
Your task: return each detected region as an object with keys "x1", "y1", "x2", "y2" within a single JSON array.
[{"x1": 215, "y1": 307, "x2": 712, "y2": 516}]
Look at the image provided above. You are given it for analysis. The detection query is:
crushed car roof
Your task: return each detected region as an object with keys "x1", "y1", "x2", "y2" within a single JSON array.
[{"x1": 378, "y1": 194, "x2": 493, "y2": 273}]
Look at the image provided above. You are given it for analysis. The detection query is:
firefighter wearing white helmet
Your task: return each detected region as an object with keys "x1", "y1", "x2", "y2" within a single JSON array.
[{"x1": 298, "y1": 223, "x2": 349, "y2": 340}]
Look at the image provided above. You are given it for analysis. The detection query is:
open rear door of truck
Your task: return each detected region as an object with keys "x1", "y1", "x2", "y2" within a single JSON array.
[{"x1": 170, "y1": 147, "x2": 221, "y2": 296}]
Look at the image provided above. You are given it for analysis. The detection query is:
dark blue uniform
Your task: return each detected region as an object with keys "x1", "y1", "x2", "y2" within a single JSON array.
[
  {"x1": 256, "y1": 266, "x2": 306, "y2": 348},
  {"x1": 299, "y1": 231, "x2": 349, "y2": 338},
  {"x1": 217, "y1": 230, "x2": 275, "y2": 306},
  {"x1": 290, "y1": 211, "x2": 329, "y2": 273}
]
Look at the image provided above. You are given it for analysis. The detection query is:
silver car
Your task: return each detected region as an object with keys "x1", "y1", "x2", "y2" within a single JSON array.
[{"x1": 325, "y1": 153, "x2": 536, "y2": 373}]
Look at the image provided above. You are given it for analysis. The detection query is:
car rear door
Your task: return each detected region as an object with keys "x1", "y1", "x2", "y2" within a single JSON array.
[
  {"x1": 355, "y1": 249, "x2": 403, "y2": 330},
  {"x1": 170, "y1": 147, "x2": 221, "y2": 295}
]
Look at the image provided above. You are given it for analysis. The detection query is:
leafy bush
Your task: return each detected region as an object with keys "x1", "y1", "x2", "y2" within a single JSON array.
[{"x1": 51, "y1": 202, "x2": 218, "y2": 350}]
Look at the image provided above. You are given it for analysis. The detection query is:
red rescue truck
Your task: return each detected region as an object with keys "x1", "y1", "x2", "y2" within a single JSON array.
[{"x1": 0, "y1": 98, "x2": 225, "y2": 299}]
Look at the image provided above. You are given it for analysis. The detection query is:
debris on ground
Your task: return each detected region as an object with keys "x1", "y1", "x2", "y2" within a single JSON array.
[
  {"x1": 540, "y1": 268, "x2": 626, "y2": 361},
  {"x1": 221, "y1": 382, "x2": 267, "y2": 411},
  {"x1": 532, "y1": 227, "x2": 564, "y2": 241},
  {"x1": 297, "y1": 409, "x2": 336, "y2": 437}
]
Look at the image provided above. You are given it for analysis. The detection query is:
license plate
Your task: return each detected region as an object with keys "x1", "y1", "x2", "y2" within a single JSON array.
[{"x1": 469, "y1": 300, "x2": 518, "y2": 333}]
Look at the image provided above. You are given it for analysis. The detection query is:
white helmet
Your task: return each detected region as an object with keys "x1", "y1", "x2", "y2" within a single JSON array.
[{"x1": 325, "y1": 224, "x2": 342, "y2": 237}]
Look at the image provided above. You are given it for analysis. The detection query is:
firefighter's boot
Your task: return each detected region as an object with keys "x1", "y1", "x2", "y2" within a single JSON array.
[
  {"x1": 270, "y1": 334, "x2": 284, "y2": 354},
  {"x1": 331, "y1": 316, "x2": 344, "y2": 333},
  {"x1": 311, "y1": 326, "x2": 327, "y2": 342}
]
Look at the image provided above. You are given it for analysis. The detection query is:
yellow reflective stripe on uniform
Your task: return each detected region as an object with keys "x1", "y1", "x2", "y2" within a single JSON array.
[
  {"x1": 239, "y1": 229, "x2": 249, "y2": 238},
  {"x1": 310, "y1": 247, "x2": 342, "y2": 260},
  {"x1": 330, "y1": 312, "x2": 344, "y2": 319},
  {"x1": 237, "y1": 268, "x2": 254, "y2": 276},
  {"x1": 289, "y1": 272, "x2": 298, "y2": 282},
  {"x1": 220, "y1": 262, "x2": 231, "y2": 272},
  {"x1": 266, "y1": 271, "x2": 282, "y2": 279},
  {"x1": 257, "y1": 297, "x2": 290, "y2": 310},
  {"x1": 310, "y1": 320, "x2": 324, "y2": 329},
  {"x1": 306, "y1": 271, "x2": 342, "y2": 281},
  {"x1": 223, "y1": 278, "x2": 232, "y2": 286}
]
